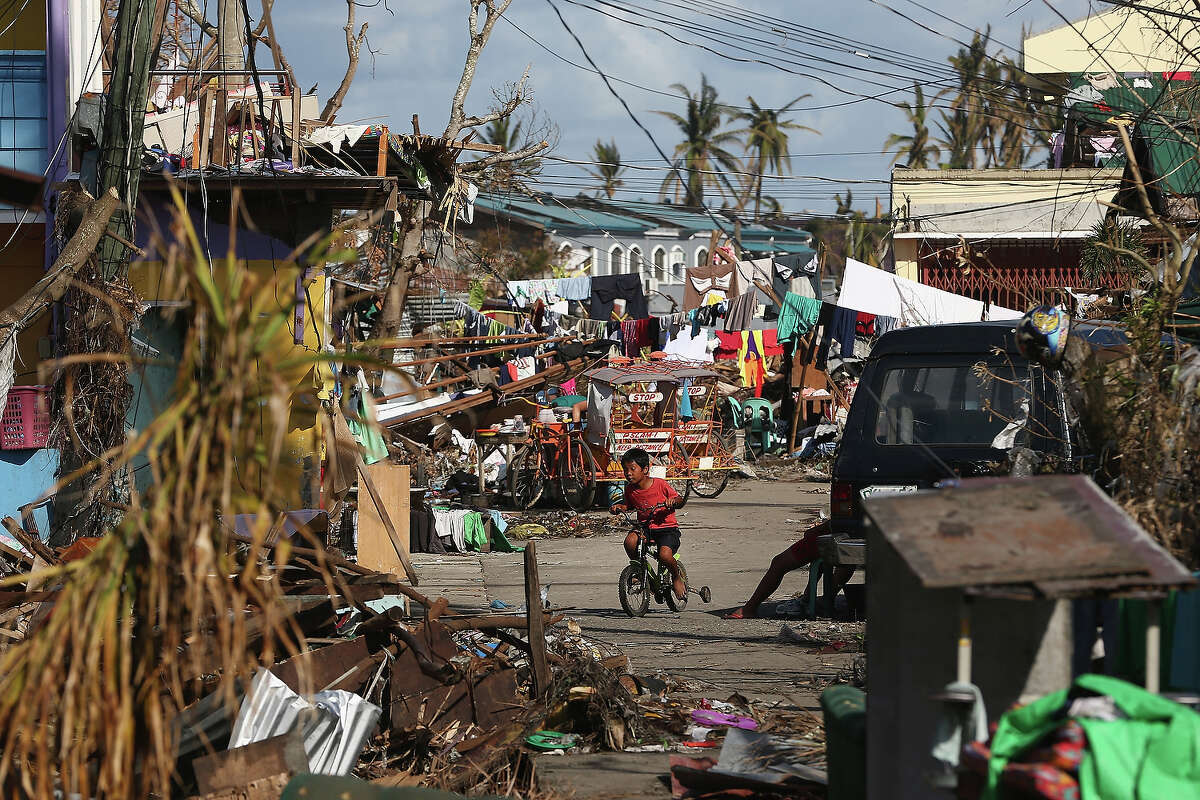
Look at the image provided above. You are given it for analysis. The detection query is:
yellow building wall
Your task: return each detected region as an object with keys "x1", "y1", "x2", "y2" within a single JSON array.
[
  {"x1": 0, "y1": 227, "x2": 52, "y2": 382},
  {"x1": 891, "y1": 169, "x2": 1122, "y2": 210},
  {"x1": 129, "y1": 260, "x2": 332, "y2": 505},
  {"x1": 0, "y1": 1, "x2": 46, "y2": 50},
  {"x1": 1024, "y1": 3, "x2": 1200, "y2": 74}
]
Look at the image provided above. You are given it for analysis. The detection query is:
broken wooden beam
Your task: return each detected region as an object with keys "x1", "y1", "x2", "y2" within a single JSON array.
[
  {"x1": 192, "y1": 729, "x2": 309, "y2": 796},
  {"x1": 524, "y1": 541, "x2": 551, "y2": 699}
]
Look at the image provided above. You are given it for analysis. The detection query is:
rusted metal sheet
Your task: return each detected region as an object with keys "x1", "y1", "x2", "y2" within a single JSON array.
[
  {"x1": 388, "y1": 622, "x2": 521, "y2": 734},
  {"x1": 270, "y1": 637, "x2": 372, "y2": 695},
  {"x1": 863, "y1": 475, "x2": 1195, "y2": 595}
]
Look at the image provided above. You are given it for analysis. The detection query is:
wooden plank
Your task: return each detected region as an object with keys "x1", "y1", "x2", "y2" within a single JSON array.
[
  {"x1": 356, "y1": 462, "x2": 417, "y2": 585},
  {"x1": 524, "y1": 541, "x2": 550, "y2": 698},
  {"x1": 193, "y1": 731, "x2": 308, "y2": 796},
  {"x1": 376, "y1": 124, "x2": 388, "y2": 176},
  {"x1": 1, "y1": 517, "x2": 55, "y2": 565},
  {"x1": 356, "y1": 462, "x2": 411, "y2": 575},
  {"x1": 452, "y1": 139, "x2": 504, "y2": 153}
]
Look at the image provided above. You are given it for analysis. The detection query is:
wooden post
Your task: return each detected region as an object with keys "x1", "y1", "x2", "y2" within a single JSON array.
[
  {"x1": 788, "y1": 330, "x2": 818, "y2": 453},
  {"x1": 524, "y1": 540, "x2": 551, "y2": 698},
  {"x1": 376, "y1": 125, "x2": 388, "y2": 176}
]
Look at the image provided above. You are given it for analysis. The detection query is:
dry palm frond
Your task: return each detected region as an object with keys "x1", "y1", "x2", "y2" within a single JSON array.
[{"x1": 0, "y1": 187, "x2": 364, "y2": 798}]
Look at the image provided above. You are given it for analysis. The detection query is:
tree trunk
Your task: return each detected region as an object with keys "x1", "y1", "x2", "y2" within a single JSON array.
[
  {"x1": 95, "y1": 0, "x2": 166, "y2": 279},
  {"x1": 372, "y1": 198, "x2": 431, "y2": 365}
]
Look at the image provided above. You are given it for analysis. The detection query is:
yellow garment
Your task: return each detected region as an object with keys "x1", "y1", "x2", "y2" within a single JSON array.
[
  {"x1": 737, "y1": 330, "x2": 766, "y2": 388},
  {"x1": 704, "y1": 292, "x2": 724, "y2": 306},
  {"x1": 448, "y1": 319, "x2": 466, "y2": 337}
]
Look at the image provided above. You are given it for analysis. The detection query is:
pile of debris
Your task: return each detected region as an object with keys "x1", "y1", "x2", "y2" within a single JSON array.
[{"x1": 163, "y1": 539, "x2": 671, "y2": 798}]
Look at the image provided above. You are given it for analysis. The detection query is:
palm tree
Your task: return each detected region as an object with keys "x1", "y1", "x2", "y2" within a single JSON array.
[
  {"x1": 483, "y1": 116, "x2": 522, "y2": 150},
  {"x1": 587, "y1": 139, "x2": 625, "y2": 199},
  {"x1": 883, "y1": 83, "x2": 940, "y2": 168},
  {"x1": 937, "y1": 28, "x2": 992, "y2": 169},
  {"x1": 654, "y1": 75, "x2": 742, "y2": 206},
  {"x1": 730, "y1": 94, "x2": 818, "y2": 218}
]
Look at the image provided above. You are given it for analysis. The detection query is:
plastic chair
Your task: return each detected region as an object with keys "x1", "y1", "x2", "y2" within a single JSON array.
[{"x1": 741, "y1": 398, "x2": 775, "y2": 456}]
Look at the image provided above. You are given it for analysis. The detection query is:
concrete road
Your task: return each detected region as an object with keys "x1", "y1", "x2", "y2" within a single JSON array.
[{"x1": 476, "y1": 478, "x2": 853, "y2": 798}]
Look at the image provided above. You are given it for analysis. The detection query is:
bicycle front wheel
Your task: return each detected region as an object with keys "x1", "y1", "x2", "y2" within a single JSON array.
[
  {"x1": 558, "y1": 440, "x2": 597, "y2": 511},
  {"x1": 619, "y1": 563, "x2": 650, "y2": 617},
  {"x1": 508, "y1": 446, "x2": 545, "y2": 510}
]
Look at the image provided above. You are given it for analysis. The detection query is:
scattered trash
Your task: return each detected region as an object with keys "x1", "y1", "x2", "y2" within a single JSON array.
[
  {"x1": 526, "y1": 730, "x2": 580, "y2": 750},
  {"x1": 691, "y1": 709, "x2": 758, "y2": 730}
]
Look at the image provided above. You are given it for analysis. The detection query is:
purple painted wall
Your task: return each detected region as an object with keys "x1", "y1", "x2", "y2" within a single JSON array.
[{"x1": 44, "y1": 0, "x2": 69, "y2": 274}]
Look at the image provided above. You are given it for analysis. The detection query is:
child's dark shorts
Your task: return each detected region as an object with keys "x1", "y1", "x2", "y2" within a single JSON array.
[{"x1": 646, "y1": 527, "x2": 681, "y2": 553}]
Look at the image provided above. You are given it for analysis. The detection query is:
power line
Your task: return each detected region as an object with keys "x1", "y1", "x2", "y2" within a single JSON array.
[{"x1": 544, "y1": 0, "x2": 741, "y2": 247}]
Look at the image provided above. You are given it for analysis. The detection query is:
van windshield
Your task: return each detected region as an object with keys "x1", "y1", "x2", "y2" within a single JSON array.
[{"x1": 873, "y1": 362, "x2": 1031, "y2": 447}]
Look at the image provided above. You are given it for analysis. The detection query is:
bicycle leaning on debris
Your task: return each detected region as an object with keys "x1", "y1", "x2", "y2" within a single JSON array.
[{"x1": 614, "y1": 505, "x2": 712, "y2": 617}]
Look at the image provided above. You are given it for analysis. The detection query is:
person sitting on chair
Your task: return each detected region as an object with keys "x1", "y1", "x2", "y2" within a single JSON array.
[
  {"x1": 547, "y1": 386, "x2": 588, "y2": 427},
  {"x1": 724, "y1": 520, "x2": 855, "y2": 619}
]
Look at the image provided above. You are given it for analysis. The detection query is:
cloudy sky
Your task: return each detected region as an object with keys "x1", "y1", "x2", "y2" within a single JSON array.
[{"x1": 268, "y1": 0, "x2": 1097, "y2": 214}]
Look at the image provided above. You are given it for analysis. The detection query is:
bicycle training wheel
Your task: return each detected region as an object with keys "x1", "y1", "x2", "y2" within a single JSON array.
[
  {"x1": 507, "y1": 446, "x2": 545, "y2": 510},
  {"x1": 558, "y1": 441, "x2": 597, "y2": 511},
  {"x1": 619, "y1": 564, "x2": 650, "y2": 617},
  {"x1": 688, "y1": 469, "x2": 730, "y2": 499},
  {"x1": 666, "y1": 560, "x2": 689, "y2": 612}
]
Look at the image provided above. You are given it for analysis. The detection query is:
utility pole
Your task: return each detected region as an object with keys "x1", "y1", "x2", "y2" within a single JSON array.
[
  {"x1": 211, "y1": 0, "x2": 247, "y2": 166},
  {"x1": 95, "y1": 0, "x2": 168, "y2": 279}
]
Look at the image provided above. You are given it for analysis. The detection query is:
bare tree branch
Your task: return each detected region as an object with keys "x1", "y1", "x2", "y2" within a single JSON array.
[
  {"x1": 458, "y1": 65, "x2": 531, "y2": 130},
  {"x1": 319, "y1": 0, "x2": 369, "y2": 123},
  {"x1": 444, "y1": 0, "x2": 514, "y2": 141},
  {"x1": 176, "y1": 0, "x2": 218, "y2": 37},
  {"x1": 460, "y1": 138, "x2": 550, "y2": 174}
]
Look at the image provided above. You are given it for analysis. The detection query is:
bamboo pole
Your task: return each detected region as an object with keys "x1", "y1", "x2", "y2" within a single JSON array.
[
  {"x1": 375, "y1": 332, "x2": 552, "y2": 348},
  {"x1": 389, "y1": 336, "x2": 573, "y2": 369},
  {"x1": 383, "y1": 359, "x2": 580, "y2": 428}
]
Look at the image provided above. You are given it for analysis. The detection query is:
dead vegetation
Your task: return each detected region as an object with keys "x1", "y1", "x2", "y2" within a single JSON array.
[{"x1": 0, "y1": 190, "x2": 351, "y2": 798}]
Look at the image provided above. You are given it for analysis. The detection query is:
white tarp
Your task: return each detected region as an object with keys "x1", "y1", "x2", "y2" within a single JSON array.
[
  {"x1": 836, "y1": 258, "x2": 1021, "y2": 325},
  {"x1": 228, "y1": 668, "x2": 382, "y2": 776}
]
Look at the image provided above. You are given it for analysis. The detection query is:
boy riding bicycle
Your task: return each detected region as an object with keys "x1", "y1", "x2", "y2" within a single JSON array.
[{"x1": 609, "y1": 447, "x2": 686, "y2": 601}]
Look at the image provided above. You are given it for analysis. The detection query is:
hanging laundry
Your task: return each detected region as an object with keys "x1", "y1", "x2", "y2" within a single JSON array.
[
  {"x1": 432, "y1": 509, "x2": 469, "y2": 552},
  {"x1": 556, "y1": 276, "x2": 591, "y2": 300},
  {"x1": 1090, "y1": 135, "x2": 1118, "y2": 166},
  {"x1": 683, "y1": 260, "x2": 736, "y2": 310},
  {"x1": 733, "y1": 258, "x2": 773, "y2": 296},
  {"x1": 585, "y1": 381, "x2": 614, "y2": 445},
  {"x1": 663, "y1": 326, "x2": 715, "y2": 362},
  {"x1": 830, "y1": 307, "x2": 857, "y2": 358},
  {"x1": 678, "y1": 378, "x2": 694, "y2": 419},
  {"x1": 714, "y1": 330, "x2": 742, "y2": 360},
  {"x1": 875, "y1": 315, "x2": 899, "y2": 335},
  {"x1": 777, "y1": 292, "x2": 822, "y2": 352},
  {"x1": 723, "y1": 290, "x2": 758, "y2": 332},
  {"x1": 464, "y1": 512, "x2": 488, "y2": 551},
  {"x1": 590, "y1": 274, "x2": 648, "y2": 320},
  {"x1": 511, "y1": 356, "x2": 536, "y2": 380},
  {"x1": 760, "y1": 328, "x2": 784, "y2": 356},
  {"x1": 855, "y1": 312, "x2": 876, "y2": 337},
  {"x1": 744, "y1": 356, "x2": 765, "y2": 398},
  {"x1": 814, "y1": 302, "x2": 837, "y2": 370}
]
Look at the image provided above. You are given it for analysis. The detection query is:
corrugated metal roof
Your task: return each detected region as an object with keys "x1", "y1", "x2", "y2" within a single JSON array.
[
  {"x1": 863, "y1": 475, "x2": 1195, "y2": 598},
  {"x1": 475, "y1": 195, "x2": 654, "y2": 233}
]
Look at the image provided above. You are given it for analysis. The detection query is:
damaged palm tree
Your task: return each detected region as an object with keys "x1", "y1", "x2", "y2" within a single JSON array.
[{"x1": 0, "y1": 190, "x2": 360, "y2": 798}]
